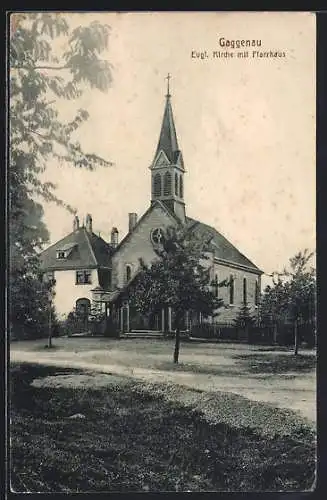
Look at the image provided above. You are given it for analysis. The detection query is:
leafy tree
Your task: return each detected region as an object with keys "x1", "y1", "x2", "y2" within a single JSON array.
[
  {"x1": 260, "y1": 278, "x2": 290, "y2": 344},
  {"x1": 260, "y1": 249, "x2": 316, "y2": 354},
  {"x1": 9, "y1": 13, "x2": 112, "y2": 338},
  {"x1": 128, "y1": 226, "x2": 225, "y2": 363}
]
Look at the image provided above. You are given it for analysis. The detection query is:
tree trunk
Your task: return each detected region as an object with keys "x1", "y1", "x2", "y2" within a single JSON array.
[
  {"x1": 294, "y1": 320, "x2": 299, "y2": 356},
  {"x1": 48, "y1": 303, "x2": 52, "y2": 348},
  {"x1": 173, "y1": 315, "x2": 181, "y2": 364},
  {"x1": 245, "y1": 324, "x2": 249, "y2": 344},
  {"x1": 273, "y1": 323, "x2": 278, "y2": 345}
]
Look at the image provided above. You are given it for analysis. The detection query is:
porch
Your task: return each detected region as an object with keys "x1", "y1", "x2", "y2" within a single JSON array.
[{"x1": 91, "y1": 286, "x2": 193, "y2": 335}]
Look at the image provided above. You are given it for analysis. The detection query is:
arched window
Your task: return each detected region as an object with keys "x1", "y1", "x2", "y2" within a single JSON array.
[
  {"x1": 229, "y1": 275, "x2": 234, "y2": 305},
  {"x1": 243, "y1": 277, "x2": 247, "y2": 304},
  {"x1": 163, "y1": 172, "x2": 172, "y2": 196},
  {"x1": 179, "y1": 175, "x2": 184, "y2": 198},
  {"x1": 175, "y1": 172, "x2": 179, "y2": 195},
  {"x1": 255, "y1": 280, "x2": 260, "y2": 306},
  {"x1": 213, "y1": 273, "x2": 219, "y2": 298},
  {"x1": 126, "y1": 265, "x2": 131, "y2": 283},
  {"x1": 153, "y1": 173, "x2": 162, "y2": 197}
]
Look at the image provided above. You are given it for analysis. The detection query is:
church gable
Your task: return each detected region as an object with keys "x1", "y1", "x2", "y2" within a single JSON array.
[
  {"x1": 176, "y1": 152, "x2": 184, "y2": 170},
  {"x1": 111, "y1": 202, "x2": 178, "y2": 289},
  {"x1": 153, "y1": 150, "x2": 170, "y2": 168}
]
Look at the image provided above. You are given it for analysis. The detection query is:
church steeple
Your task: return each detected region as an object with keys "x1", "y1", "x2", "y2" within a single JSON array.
[
  {"x1": 150, "y1": 75, "x2": 186, "y2": 223},
  {"x1": 154, "y1": 74, "x2": 182, "y2": 165}
]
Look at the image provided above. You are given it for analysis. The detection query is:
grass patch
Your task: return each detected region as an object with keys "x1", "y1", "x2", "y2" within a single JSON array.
[
  {"x1": 233, "y1": 353, "x2": 316, "y2": 374},
  {"x1": 10, "y1": 363, "x2": 316, "y2": 492}
]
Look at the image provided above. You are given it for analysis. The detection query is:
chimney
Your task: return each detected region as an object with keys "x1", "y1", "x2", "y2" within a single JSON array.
[
  {"x1": 111, "y1": 227, "x2": 119, "y2": 248},
  {"x1": 73, "y1": 215, "x2": 79, "y2": 232},
  {"x1": 85, "y1": 213, "x2": 93, "y2": 233},
  {"x1": 128, "y1": 213, "x2": 138, "y2": 233}
]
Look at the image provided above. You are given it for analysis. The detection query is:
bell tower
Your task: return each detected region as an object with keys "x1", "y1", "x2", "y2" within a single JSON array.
[{"x1": 150, "y1": 74, "x2": 186, "y2": 224}]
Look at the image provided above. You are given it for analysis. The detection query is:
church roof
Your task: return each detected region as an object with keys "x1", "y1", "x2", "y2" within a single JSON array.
[
  {"x1": 154, "y1": 95, "x2": 184, "y2": 168},
  {"x1": 39, "y1": 227, "x2": 113, "y2": 271},
  {"x1": 185, "y1": 217, "x2": 263, "y2": 274}
]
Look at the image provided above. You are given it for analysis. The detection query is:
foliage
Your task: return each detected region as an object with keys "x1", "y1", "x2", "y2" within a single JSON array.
[
  {"x1": 260, "y1": 280, "x2": 289, "y2": 326},
  {"x1": 129, "y1": 226, "x2": 225, "y2": 321},
  {"x1": 9, "y1": 13, "x2": 112, "y2": 339},
  {"x1": 260, "y1": 249, "x2": 316, "y2": 327},
  {"x1": 260, "y1": 250, "x2": 316, "y2": 352},
  {"x1": 233, "y1": 302, "x2": 256, "y2": 329},
  {"x1": 128, "y1": 226, "x2": 226, "y2": 362}
]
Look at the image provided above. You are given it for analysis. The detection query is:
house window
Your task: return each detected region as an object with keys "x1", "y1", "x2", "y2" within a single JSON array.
[
  {"x1": 175, "y1": 172, "x2": 179, "y2": 195},
  {"x1": 164, "y1": 172, "x2": 172, "y2": 196},
  {"x1": 57, "y1": 251, "x2": 66, "y2": 259},
  {"x1": 179, "y1": 175, "x2": 183, "y2": 198},
  {"x1": 126, "y1": 265, "x2": 132, "y2": 283},
  {"x1": 255, "y1": 280, "x2": 260, "y2": 306},
  {"x1": 76, "y1": 270, "x2": 92, "y2": 285},
  {"x1": 243, "y1": 277, "x2": 247, "y2": 304},
  {"x1": 153, "y1": 173, "x2": 162, "y2": 197},
  {"x1": 229, "y1": 275, "x2": 234, "y2": 305}
]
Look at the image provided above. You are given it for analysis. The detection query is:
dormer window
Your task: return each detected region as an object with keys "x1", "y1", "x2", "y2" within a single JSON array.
[{"x1": 56, "y1": 243, "x2": 76, "y2": 260}]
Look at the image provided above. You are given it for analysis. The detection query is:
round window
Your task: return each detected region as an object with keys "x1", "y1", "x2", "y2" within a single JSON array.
[{"x1": 150, "y1": 228, "x2": 165, "y2": 245}]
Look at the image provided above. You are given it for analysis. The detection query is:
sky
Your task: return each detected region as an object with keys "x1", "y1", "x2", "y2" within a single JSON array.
[{"x1": 38, "y1": 12, "x2": 316, "y2": 287}]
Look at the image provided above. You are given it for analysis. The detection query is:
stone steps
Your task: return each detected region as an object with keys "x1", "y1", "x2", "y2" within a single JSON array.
[
  {"x1": 121, "y1": 330, "x2": 190, "y2": 339},
  {"x1": 130, "y1": 330, "x2": 162, "y2": 334},
  {"x1": 121, "y1": 331, "x2": 164, "y2": 339}
]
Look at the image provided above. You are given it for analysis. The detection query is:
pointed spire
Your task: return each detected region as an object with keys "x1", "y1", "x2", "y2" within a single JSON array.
[{"x1": 154, "y1": 74, "x2": 181, "y2": 164}]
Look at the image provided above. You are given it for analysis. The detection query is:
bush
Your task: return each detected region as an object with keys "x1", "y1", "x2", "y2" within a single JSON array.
[
  {"x1": 62, "y1": 308, "x2": 120, "y2": 338},
  {"x1": 9, "y1": 306, "x2": 61, "y2": 341}
]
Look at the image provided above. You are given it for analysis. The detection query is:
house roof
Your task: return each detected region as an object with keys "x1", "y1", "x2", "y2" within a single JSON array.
[
  {"x1": 153, "y1": 94, "x2": 184, "y2": 169},
  {"x1": 185, "y1": 217, "x2": 263, "y2": 274},
  {"x1": 39, "y1": 227, "x2": 113, "y2": 271}
]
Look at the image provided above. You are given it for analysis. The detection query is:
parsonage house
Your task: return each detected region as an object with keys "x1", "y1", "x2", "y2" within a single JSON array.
[{"x1": 40, "y1": 82, "x2": 263, "y2": 333}]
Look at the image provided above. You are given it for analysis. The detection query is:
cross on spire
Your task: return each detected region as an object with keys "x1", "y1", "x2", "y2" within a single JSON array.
[{"x1": 165, "y1": 73, "x2": 171, "y2": 97}]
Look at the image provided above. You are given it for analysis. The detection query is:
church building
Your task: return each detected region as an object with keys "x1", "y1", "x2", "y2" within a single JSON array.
[{"x1": 40, "y1": 77, "x2": 263, "y2": 333}]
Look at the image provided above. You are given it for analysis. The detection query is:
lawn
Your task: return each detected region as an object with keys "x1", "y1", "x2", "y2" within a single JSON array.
[
  {"x1": 10, "y1": 362, "x2": 316, "y2": 492},
  {"x1": 10, "y1": 337, "x2": 316, "y2": 422}
]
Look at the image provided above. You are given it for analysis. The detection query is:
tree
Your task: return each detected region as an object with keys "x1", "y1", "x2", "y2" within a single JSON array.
[
  {"x1": 260, "y1": 279, "x2": 290, "y2": 344},
  {"x1": 128, "y1": 226, "x2": 225, "y2": 363},
  {"x1": 9, "y1": 13, "x2": 113, "y2": 338},
  {"x1": 260, "y1": 249, "x2": 316, "y2": 354},
  {"x1": 233, "y1": 301, "x2": 256, "y2": 340},
  {"x1": 284, "y1": 250, "x2": 316, "y2": 354}
]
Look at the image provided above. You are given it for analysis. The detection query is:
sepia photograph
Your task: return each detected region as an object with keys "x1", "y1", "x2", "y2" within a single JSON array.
[{"x1": 8, "y1": 11, "x2": 316, "y2": 492}]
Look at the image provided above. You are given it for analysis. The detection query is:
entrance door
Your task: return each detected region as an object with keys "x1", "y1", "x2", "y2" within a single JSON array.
[
  {"x1": 75, "y1": 298, "x2": 91, "y2": 333},
  {"x1": 149, "y1": 311, "x2": 160, "y2": 331}
]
